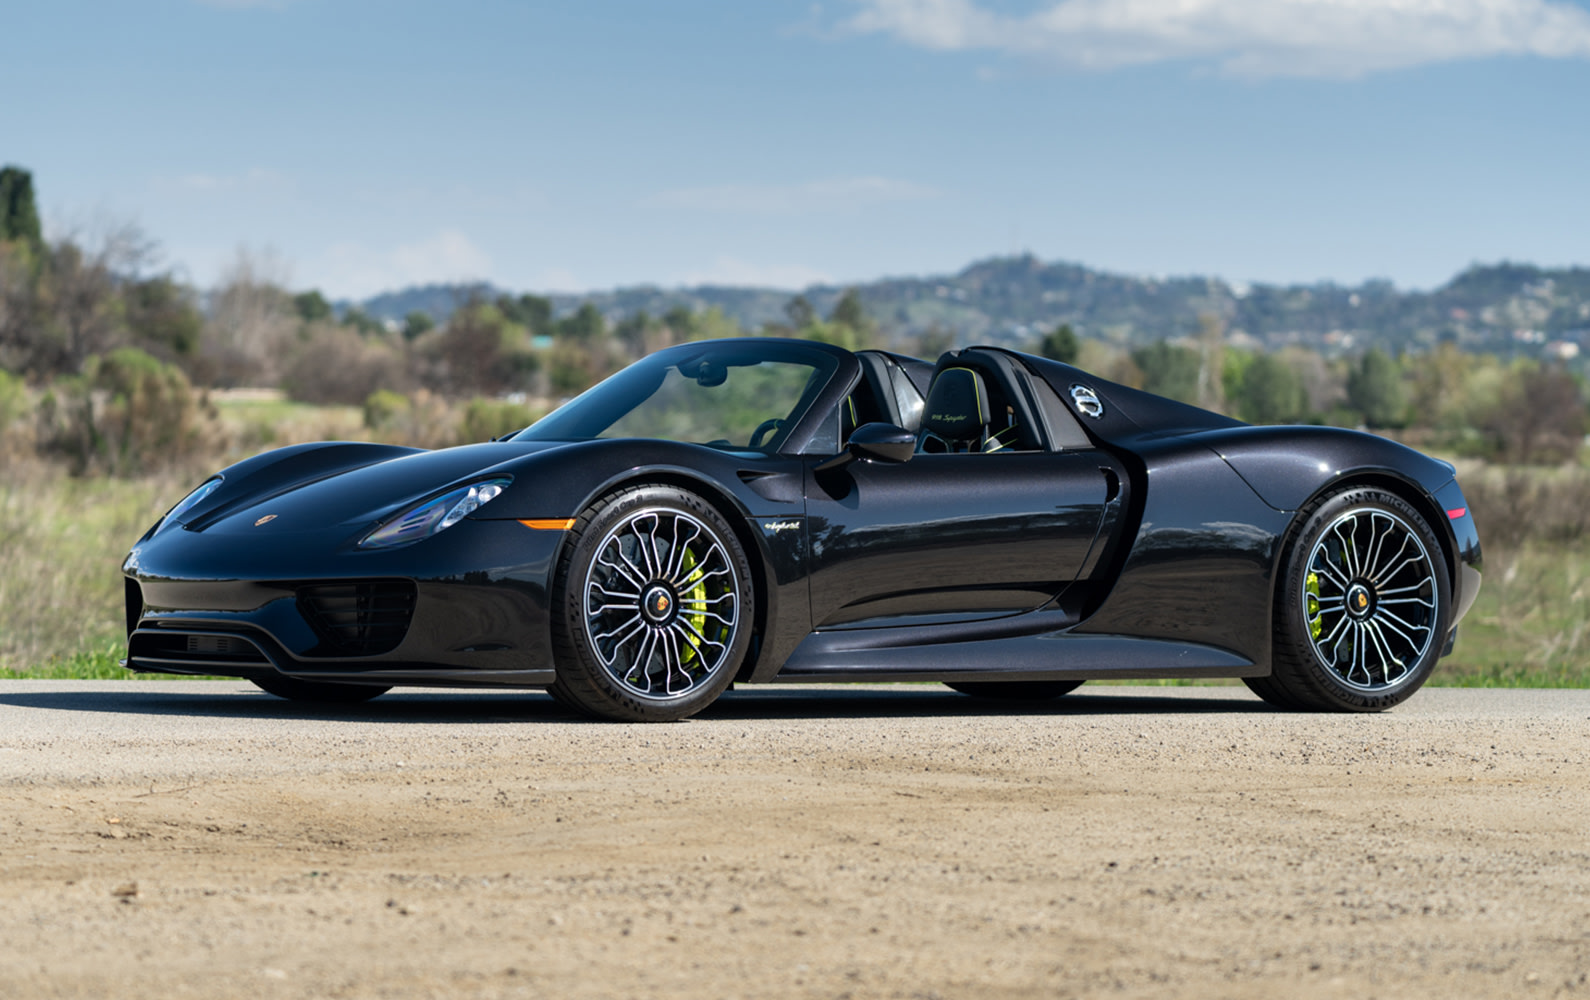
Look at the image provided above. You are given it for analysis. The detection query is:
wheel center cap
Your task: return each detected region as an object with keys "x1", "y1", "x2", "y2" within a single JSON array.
[
  {"x1": 641, "y1": 584, "x2": 676, "y2": 624},
  {"x1": 1346, "y1": 582, "x2": 1374, "y2": 619}
]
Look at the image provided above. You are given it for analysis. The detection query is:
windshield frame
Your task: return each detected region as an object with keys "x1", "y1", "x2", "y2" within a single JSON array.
[{"x1": 511, "y1": 338, "x2": 855, "y2": 455}]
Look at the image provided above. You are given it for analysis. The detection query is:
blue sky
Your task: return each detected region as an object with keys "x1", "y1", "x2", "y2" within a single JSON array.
[{"x1": 4, "y1": 0, "x2": 1588, "y2": 298}]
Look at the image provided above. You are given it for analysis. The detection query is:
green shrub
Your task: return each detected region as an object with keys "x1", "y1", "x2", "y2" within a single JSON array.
[
  {"x1": 0, "y1": 367, "x2": 29, "y2": 459},
  {"x1": 360, "y1": 388, "x2": 457, "y2": 449},
  {"x1": 460, "y1": 397, "x2": 539, "y2": 442},
  {"x1": 362, "y1": 388, "x2": 412, "y2": 432},
  {"x1": 38, "y1": 348, "x2": 221, "y2": 476}
]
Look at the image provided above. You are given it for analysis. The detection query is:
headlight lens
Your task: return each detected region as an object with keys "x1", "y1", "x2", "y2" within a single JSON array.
[
  {"x1": 359, "y1": 478, "x2": 511, "y2": 550},
  {"x1": 155, "y1": 476, "x2": 223, "y2": 536}
]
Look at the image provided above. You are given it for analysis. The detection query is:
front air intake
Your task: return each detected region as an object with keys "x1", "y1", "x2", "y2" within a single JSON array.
[
  {"x1": 127, "y1": 629, "x2": 271, "y2": 667},
  {"x1": 297, "y1": 580, "x2": 417, "y2": 657}
]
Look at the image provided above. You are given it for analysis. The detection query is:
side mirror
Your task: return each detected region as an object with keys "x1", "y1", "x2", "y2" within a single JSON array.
[{"x1": 815, "y1": 422, "x2": 915, "y2": 472}]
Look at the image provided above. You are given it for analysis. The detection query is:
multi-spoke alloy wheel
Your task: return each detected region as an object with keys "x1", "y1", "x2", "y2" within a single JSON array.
[
  {"x1": 1249, "y1": 488, "x2": 1451, "y2": 712},
  {"x1": 1302, "y1": 508, "x2": 1437, "y2": 692},
  {"x1": 584, "y1": 508, "x2": 740, "y2": 699},
  {"x1": 551, "y1": 485, "x2": 753, "y2": 721}
]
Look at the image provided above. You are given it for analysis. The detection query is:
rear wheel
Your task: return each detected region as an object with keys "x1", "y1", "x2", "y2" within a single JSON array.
[
  {"x1": 944, "y1": 680, "x2": 1082, "y2": 700},
  {"x1": 251, "y1": 676, "x2": 390, "y2": 703},
  {"x1": 549, "y1": 484, "x2": 754, "y2": 722},
  {"x1": 1250, "y1": 487, "x2": 1450, "y2": 712}
]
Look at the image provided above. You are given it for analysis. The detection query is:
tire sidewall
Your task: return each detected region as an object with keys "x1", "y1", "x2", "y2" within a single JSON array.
[
  {"x1": 553, "y1": 484, "x2": 755, "y2": 722},
  {"x1": 1276, "y1": 488, "x2": 1451, "y2": 711}
]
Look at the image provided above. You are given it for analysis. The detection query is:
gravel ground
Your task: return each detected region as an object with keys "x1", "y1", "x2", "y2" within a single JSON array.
[{"x1": 1, "y1": 681, "x2": 1587, "y2": 999}]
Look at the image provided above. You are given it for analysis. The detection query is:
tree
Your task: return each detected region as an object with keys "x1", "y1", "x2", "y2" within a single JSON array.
[
  {"x1": 1131, "y1": 341, "x2": 1200, "y2": 403},
  {"x1": 0, "y1": 166, "x2": 42, "y2": 251},
  {"x1": 830, "y1": 289, "x2": 873, "y2": 335},
  {"x1": 614, "y1": 309, "x2": 654, "y2": 356},
  {"x1": 825, "y1": 289, "x2": 878, "y2": 350},
  {"x1": 41, "y1": 238, "x2": 125, "y2": 373},
  {"x1": 1345, "y1": 348, "x2": 1407, "y2": 428},
  {"x1": 293, "y1": 289, "x2": 332, "y2": 324},
  {"x1": 1037, "y1": 323, "x2": 1079, "y2": 364},
  {"x1": 556, "y1": 302, "x2": 605, "y2": 341},
  {"x1": 200, "y1": 249, "x2": 298, "y2": 386},
  {"x1": 126, "y1": 276, "x2": 203, "y2": 359},
  {"x1": 1484, "y1": 362, "x2": 1587, "y2": 464},
  {"x1": 427, "y1": 304, "x2": 533, "y2": 396},
  {"x1": 1408, "y1": 342, "x2": 1471, "y2": 433},
  {"x1": 340, "y1": 306, "x2": 384, "y2": 336},
  {"x1": 402, "y1": 310, "x2": 435, "y2": 341},
  {"x1": 785, "y1": 295, "x2": 815, "y2": 330},
  {"x1": 282, "y1": 325, "x2": 409, "y2": 405},
  {"x1": 663, "y1": 305, "x2": 696, "y2": 340},
  {"x1": 912, "y1": 324, "x2": 955, "y2": 360},
  {"x1": 1235, "y1": 352, "x2": 1307, "y2": 425},
  {"x1": 498, "y1": 294, "x2": 552, "y2": 337}
]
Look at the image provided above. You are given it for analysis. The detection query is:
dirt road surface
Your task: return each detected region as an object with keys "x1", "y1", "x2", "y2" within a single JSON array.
[{"x1": 1, "y1": 681, "x2": 1587, "y2": 999}]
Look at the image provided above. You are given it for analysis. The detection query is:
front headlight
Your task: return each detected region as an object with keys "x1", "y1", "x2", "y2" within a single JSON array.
[
  {"x1": 153, "y1": 476, "x2": 224, "y2": 537},
  {"x1": 359, "y1": 477, "x2": 512, "y2": 550}
]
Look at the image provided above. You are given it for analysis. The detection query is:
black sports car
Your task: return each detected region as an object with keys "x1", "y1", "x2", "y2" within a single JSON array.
[{"x1": 122, "y1": 337, "x2": 1482, "y2": 721}]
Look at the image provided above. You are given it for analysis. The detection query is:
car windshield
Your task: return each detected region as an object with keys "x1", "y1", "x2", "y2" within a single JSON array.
[{"x1": 512, "y1": 342, "x2": 839, "y2": 451}]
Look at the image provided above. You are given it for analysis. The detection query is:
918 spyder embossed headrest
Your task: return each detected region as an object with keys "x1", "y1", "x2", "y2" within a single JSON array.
[{"x1": 920, "y1": 367, "x2": 991, "y2": 443}]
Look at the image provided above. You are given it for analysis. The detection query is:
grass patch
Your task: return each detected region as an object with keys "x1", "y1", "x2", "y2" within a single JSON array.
[
  {"x1": 211, "y1": 391, "x2": 365, "y2": 452},
  {"x1": 17, "y1": 640, "x2": 224, "y2": 680},
  {"x1": 1431, "y1": 537, "x2": 1590, "y2": 688},
  {"x1": 0, "y1": 463, "x2": 181, "y2": 676}
]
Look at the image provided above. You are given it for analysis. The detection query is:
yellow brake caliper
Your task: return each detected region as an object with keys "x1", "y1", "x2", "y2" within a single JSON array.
[
  {"x1": 679, "y1": 546, "x2": 708, "y2": 667},
  {"x1": 1305, "y1": 571, "x2": 1322, "y2": 640}
]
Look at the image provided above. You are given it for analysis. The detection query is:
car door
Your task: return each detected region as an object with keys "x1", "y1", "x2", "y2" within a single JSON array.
[{"x1": 802, "y1": 450, "x2": 1113, "y2": 628}]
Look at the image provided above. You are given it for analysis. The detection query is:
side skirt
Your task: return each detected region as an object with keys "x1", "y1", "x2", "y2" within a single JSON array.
[{"x1": 773, "y1": 629, "x2": 1259, "y2": 684}]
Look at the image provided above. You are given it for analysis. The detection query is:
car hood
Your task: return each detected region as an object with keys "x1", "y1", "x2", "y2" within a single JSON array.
[{"x1": 193, "y1": 441, "x2": 566, "y2": 536}]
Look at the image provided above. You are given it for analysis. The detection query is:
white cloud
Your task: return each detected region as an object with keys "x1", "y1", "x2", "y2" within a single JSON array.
[
  {"x1": 168, "y1": 168, "x2": 290, "y2": 194},
  {"x1": 532, "y1": 267, "x2": 585, "y2": 294},
  {"x1": 843, "y1": 0, "x2": 1590, "y2": 77},
  {"x1": 315, "y1": 229, "x2": 493, "y2": 299},
  {"x1": 676, "y1": 257, "x2": 834, "y2": 289},
  {"x1": 653, "y1": 176, "x2": 941, "y2": 214}
]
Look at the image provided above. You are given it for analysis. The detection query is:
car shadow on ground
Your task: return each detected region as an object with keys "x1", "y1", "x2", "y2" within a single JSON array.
[{"x1": 0, "y1": 683, "x2": 1271, "y2": 724}]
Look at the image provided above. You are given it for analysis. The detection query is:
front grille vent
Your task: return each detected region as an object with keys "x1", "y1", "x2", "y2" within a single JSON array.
[
  {"x1": 297, "y1": 580, "x2": 417, "y2": 657},
  {"x1": 187, "y1": 634, "x2": 253, "y2": 657},
  {"x1": 127, "y1": 630, "x2": 270, "y2": 666}
]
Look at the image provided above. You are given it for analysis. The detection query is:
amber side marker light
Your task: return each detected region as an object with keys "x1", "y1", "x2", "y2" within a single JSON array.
[
  {"x1": 1446, "y1": 507, "x2": 1467, "y2": 520},
  {"x1": 519, "y1": 518, "x2": 575, "y2": 530}
]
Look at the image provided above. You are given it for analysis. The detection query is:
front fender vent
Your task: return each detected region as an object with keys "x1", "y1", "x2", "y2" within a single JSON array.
[{"x1": 297, "y1": 580, "x2": 417, "y2": 657}]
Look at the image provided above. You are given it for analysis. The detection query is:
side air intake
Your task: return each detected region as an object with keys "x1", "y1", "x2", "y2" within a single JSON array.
[{"x1": 297, "y1": 580, "x2": 417, "y2": 657}]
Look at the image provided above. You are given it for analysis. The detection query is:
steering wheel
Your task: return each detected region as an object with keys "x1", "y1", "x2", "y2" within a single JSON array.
[{"x1": 748, "y1": 418, "x2": 785, "y2": 449}]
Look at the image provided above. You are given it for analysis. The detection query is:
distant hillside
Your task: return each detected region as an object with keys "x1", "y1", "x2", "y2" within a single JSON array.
[{"x1": 357, "y1": 256, "x2": 1590, "y2": 357}]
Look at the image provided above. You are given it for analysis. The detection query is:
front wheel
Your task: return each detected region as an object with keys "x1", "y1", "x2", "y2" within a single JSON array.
[
  {"x1": 549, "y1": 484, "x2": 754, "y2": 722},
  {"x1": 1249, "y1": 487, "x2": 1450, "y2": 712},
  {"x1": 251, "y1": 676, "x2": 391, "y2": 703}
]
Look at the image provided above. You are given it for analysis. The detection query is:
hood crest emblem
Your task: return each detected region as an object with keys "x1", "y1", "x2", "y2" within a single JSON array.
[{"x1": 254, "y1": 514, "x2": 277, "y2": 526}]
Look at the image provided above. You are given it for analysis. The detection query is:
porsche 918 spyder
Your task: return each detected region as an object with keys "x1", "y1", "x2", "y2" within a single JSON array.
[{"x1": 121, "y1": 337, "x2": 1482, "y2": 721}]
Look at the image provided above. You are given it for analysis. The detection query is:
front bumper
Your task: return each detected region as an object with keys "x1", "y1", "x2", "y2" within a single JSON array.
[{"x1": 121, "y1": 518, "x2": 562, "y2": 688}]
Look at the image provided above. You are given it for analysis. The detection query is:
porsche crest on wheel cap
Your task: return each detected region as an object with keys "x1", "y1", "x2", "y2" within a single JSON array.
[{"x1": 641, "y1": 584, "x2": 676, "y2": 623}]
